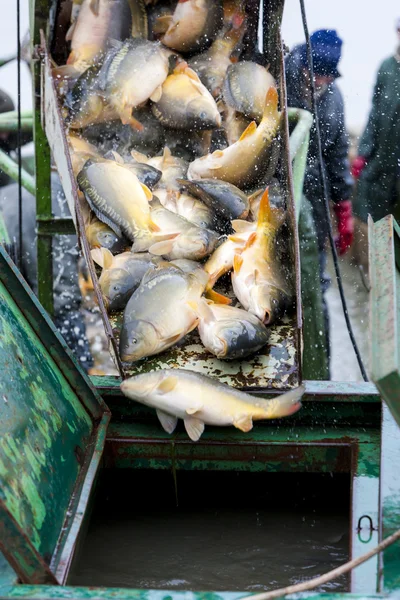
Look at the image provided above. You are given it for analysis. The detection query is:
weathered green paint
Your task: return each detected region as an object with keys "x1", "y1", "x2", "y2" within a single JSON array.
[
  {"x1": 30, "y1": 0, "x2": 54, "y2": 315},
  {"x1": 379, "y1": 404, "x2": 400, "y2": 591},
  {"x1": 0, "y1": 245, "x2": 109, "y2": 583},
  {"x1": 0, "y1": 587, "x2": 393, "y2": 600}
]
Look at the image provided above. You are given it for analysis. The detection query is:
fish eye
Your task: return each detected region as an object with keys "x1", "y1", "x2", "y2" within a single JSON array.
[
  {"x1": 199, "y1": 111, "x2": 207, "y2": 120},
  {"x1": 131, "y1": 338, "x2": 137, "y2": 345},
  {"x1": 113, "y1": 285, "x2": 121, "y2": 292}
]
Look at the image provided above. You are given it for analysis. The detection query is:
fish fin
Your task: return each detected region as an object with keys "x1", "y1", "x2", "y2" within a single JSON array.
[
  {"x1": 157, "y1": 375, "x2": 178, "y2": 394},
  {"x1": 153, "y1": 15, "x2": 173, "y2": 35},
  {"x1": 244, "y1": 231, "x2": 257, "y2": 249},
  {"x1": 104, "y1": 150, "x2": 124, "y2": 164},
  {"x1": 228, "y1": 233, "x2": 248, "y2": 243},
  {"x1": 148, "y1": 238, "x2": 176, "y2": 256},
  {"x1": 149, "y1": 221, "x2": 161, "y2": 232},
  {"x1": 248, "y1": 189, "x2": 263, "y2": 203},
  {"x1": 256, "y1": 385, "x2": 305, "y2": 419},
  {"x1": 150, "y1": 85, "x2": 163, "y2": 102},
  {"x1": 89, "y1": 0, "x2": 100, "y2": 15},
  {"x1": 163, "y1": 147, "x2": 172, "y2": 161},
  {"x1": 186, "y1": 404, "x2": 202, "y2": 415},
  {"x1": 164, "y1": 332, "x2": 183, "y2": 346},
  {"x1": 184, "y1": 416, "x2": 204, "y2": 441},
  {"x1": 188, "y1": 298, "x2": 214, "y2": 322},
  {"x1": 141, "y1": 183, "x2": 153, "y2": 201},
  {"x1": 156, "y1": 409, "x2": 178, "y2": 434},
  {"x1": 131, "y1": 149, "x2": 149, "y2": 163},
  {"x1": 239, "y1": 121, "x2": 257, "y2": 141},
  {"x1": 233, "y1": 414, "x2": 253, "y2": 432},
  {"x1": 52, "y1": 64, "x2": 81, "y2": 79},
  {"x1": 257, "y1": 187, "x2": 271, "y2": 228},
  {"x1": 262, "y1": 86, "x2": 279, "y2": 120},
  {"x1": 65, "y1": 21, "x2": 76, "y2": 42},
  {"x1": 231, "y1": 219, "x2": 255, "y2": 233},
  {"x1": 233, "y1": 253, "x2": 243, "y2": 273},
  {"x1": 128, "y1": 115, "x2": 144, "y2": 131},
  {"x1": 212, "y1": 150, "x2": 224, "y2": 157},
  {"x1": 205, "y1": 289, "x2": 232, "y2": 305},
  {"x1": 183, "y1": 67, "x2": 202, "y2": 83},
  {"x1": 91, "y1": 247, "x2": 114, "y2": 269},
  {"x1": 173, "y1": 60, "x2": 189, "y2": 74}
]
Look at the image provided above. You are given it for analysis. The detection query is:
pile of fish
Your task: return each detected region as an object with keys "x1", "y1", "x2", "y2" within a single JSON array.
[{"x1": 54, "y1": 0, "x2": 301, "y2": 439}]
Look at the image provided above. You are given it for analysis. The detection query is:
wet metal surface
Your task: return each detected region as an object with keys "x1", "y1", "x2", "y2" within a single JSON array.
[{"x1": 110, "y1": 312, "x2": 299, "y2": 390}]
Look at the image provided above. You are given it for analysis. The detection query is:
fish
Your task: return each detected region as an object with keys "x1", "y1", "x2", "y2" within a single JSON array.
[
  {"x1": 67, "y1": 134, "x2": 101, "y2": 176},
  {"x1": 203, "y1": 229, "x2": 253, "y2": 295},
  {"x1": 85, "y1": 217, "x2": 129, "y2": 253},
  {"x1": 77, "y1": 157, "x2": 160, "y2": 244},
  {"x1": 120, "y1": 369, "x2": 304, "y2": 441},
  {"x1": 221, "y1": 103, "x2": 252, "y2": 145},
  {"x1": 231, "y1": 187, "x2": 292, "y2": 324},
  {"x1": 62, "y1": 0, "x2": 138, "y2": 75},
  {"x1": 119, "y1": 264, "x2": 209, "y2": 362},
  {"x1": 98, "y1": 37, "x2": 169, "y2": 127},
  {"x1": 189, "y1": 298, "x2": 270, "y2": 360},
  {"x1": 103, "y1": 150, "x2": 162, "y2": 189},
  {"x1": 65, "y1": 66, "x2": 119, "y2": 129},
  {"x1": 132, "y1": 147, "x2": 188, "y2": 192},
  {"x1": 156, "y1": 189, "x2": 215, "y2": 229},
  {"x1": 223, "y1": 61, "x2": 276, "y2": 122},
  {"x1": 163, "y1": 129, "x2": 212, "y2": 162},
  {"x1": 188, "y1": 19, "x2": 245, "y2": 99},
  {"x1": 157, "y1": 0, "x2": 223, "y2": 53},
  {"x1": 152, "y1": 63, "x2": 221, "y2": 130},
  {"x1": 147, "y1": 0, "x2": 174, "y2": 41},
  {"x1": 170, "y1": 258, "x2": 205, "y2": 274},
  {"x1": 187, "y1": 87, "x2": 281, "y2": 188},
  {"x1": 141, "y1": 200, "x2": 218, "y2": 260},
  {"x1": 91, "y1": 247, "x2": 160, "y2": 311},
  {"x1": 83, "y1": 107, "x2": 166, "y2": 156},
  {"x1": 248, "y1": 179, "x2": 284, "y2": 221},
  {"x1": 178, "y1": 178, "x2": 249, "y2": 221}
]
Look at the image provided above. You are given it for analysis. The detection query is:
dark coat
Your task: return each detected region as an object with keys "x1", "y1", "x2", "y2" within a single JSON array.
[
  {"x1": 354, "y1": 55, "x2": 400, "y2": 222},
  {"x1": 285, "y1": 46, "x2": 353, "y2": 248}
]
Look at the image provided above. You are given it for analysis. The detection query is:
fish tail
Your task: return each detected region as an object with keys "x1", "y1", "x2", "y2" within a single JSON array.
[
  {"x1": 257, "y1": 187, "x2": 285, "y2": 232},
  {"x1": 204, "y1": 289, "x2": 232, "y2": 305},
  {"x1": 262, "y1": 86, "x2": 280, "y2": 122},
  {"x1": 256, "y1": 385, "x2": 304, "y2": 419}
]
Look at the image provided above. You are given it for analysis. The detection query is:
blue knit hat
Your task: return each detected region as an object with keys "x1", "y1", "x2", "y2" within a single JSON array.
[{"x1": 299, "y1": 29, "x2": 343, "y2": 78}]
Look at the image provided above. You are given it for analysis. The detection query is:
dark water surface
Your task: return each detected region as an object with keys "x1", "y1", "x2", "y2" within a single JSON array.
[{"x1": 71, "y1": 471, "x2": 349, "y2": 592}]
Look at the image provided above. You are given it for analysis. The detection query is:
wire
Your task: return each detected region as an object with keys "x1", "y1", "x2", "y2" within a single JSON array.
[
  {"x1": 17, "y1": 0, "x2": 23, "y2": 270},
  {"x1": 298, "y1": 0, "x2": 368, "y2": 382}
]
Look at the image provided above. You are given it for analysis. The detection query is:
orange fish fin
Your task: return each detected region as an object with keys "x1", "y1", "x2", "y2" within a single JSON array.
[
  {"x1": 205, "y1": 289, "x2": 232, "y2": 305},
  {"x1": 263, "y1": 86, "x2": 279, "y2": 120},
  {"x1": 239, "y1": 121, "x2": 257, "y2": 141},
  {"x1": 149, "y1": 220, "x2": 161, "y2": 232},
  {"x1": 128, "y1": 115, "x2": 144, "y2": 131},
  {"x1": 233, "y1": 253, "x2": 243, "y2": 273},
  {"x1": 141, "y1": 183, "x2": 153, "y2": 201},
  {"x1": 244, "y1": 231, "x2": 257, "y2": 249},
  {"x1": 257, "y1": 187, "x2": 271, "y2": 227}
]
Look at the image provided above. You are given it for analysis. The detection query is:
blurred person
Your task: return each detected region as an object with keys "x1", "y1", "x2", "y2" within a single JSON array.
[
  {"x1": 285, "y1": 29, "x2": 354, "y2": 369},
  {"x1": 352, "y1": 19, "x2": 400, "y2": 222},
  {"x1": 0, "y1": 172, "x2": 94, "y2": 372}
]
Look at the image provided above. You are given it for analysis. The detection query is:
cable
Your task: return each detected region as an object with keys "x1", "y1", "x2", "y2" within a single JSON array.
[
  {"x1": 299, "y1": 0, "x2": 368, "y2": 382},
  {"x1": 17, "y1": 0, "x2": 23, "y2": 270}
]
